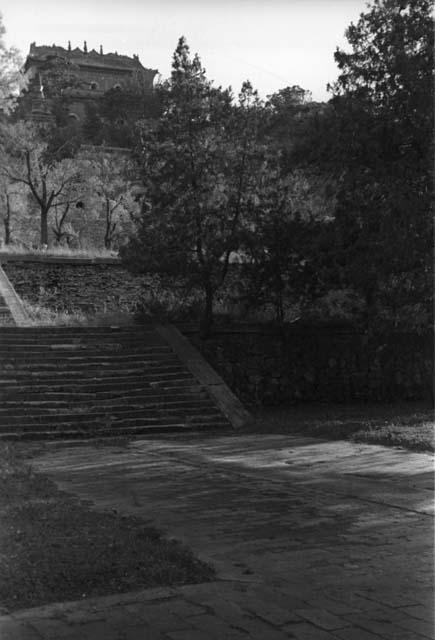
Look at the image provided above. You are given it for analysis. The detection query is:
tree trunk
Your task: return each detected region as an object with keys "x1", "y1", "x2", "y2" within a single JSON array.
[
  {"x1": 363, "y1": 272, "x2": 377, "y2": 333},
  {"x1": 53, "y1": 204, "x2": 70, "y2": 245},
  {"x1": 273, "y1": 271, "x2": 284, "y2": 324},
  {"x1": 104, "y1": 199, "x2": 112, "y2": 249},
  {"x1": 40, "y1": 206, "x2": 49, "y2": 245},
  {"x1": 53, "y1": 229, "x2": 63, "y2": 244},
  {"x1": 4, "y1": 194, "x2": 11, "y2": 245},
  {"x1": 200, "y1": 284, "x2": 214, "y2": 338}
]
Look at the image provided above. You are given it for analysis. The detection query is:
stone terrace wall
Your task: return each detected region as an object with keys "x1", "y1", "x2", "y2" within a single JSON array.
[
  {"x1": 182, "y1": 324, "x2": 433, "y2": 405},
  {"x1": 1, "y1": 255, "x2": 144, "y2": 313}
]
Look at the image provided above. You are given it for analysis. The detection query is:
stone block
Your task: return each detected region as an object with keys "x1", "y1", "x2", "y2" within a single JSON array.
[
  {"x1": 0, "y1": 620, "x2": 42, "y2": 640},
  {"x1": 294, "y1": 608, "x2": 351, "y2": 630}
]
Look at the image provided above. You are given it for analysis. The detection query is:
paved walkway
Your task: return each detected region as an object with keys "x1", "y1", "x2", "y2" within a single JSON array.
[{"x1": 1, "y1": 434, "x2": 434, "y2": 639}]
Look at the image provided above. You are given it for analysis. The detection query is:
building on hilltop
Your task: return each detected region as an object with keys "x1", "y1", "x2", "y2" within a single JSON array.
[{"x1": 20, "y1": 41, "x2": 158, "y2": 125}]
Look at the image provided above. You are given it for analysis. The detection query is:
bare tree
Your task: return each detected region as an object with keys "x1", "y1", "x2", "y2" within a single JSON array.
[{"x1": 0, "y1": 122, "x2": 82, "y2": 245}]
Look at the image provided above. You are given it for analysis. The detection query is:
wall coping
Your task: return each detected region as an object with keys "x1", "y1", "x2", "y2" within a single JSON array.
[
  {"x1": 179, "y1": 323, "x2": 432, "y2": 338},
  {"x1": 178, "y1": 322, "x2": 360, "y2": 336},
  {"x1": 0, "y1": 254, "x2": 122, "y2": 265},
  {"x1": 157, "y1": 324, "x2": 251, "y2": 429}
]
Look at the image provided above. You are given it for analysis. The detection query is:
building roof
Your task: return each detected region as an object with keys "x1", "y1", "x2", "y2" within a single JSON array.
[{"x1": 25, "y1": 43, "x2": 158, "y2": 75}]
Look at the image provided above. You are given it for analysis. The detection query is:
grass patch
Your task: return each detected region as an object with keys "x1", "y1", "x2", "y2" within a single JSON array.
[
  {"x1": 0, "y1": 443, "x2": 215, "y2": 613},
  {"x1": 0, "y1": 245, "x2": 118, "y2": 259},
  {"x1": 249, "y1": 403, "x2": 434, "y2": 452},
  {"x1": 22, "y1": 301, "x2": 136, "y2": 327}
]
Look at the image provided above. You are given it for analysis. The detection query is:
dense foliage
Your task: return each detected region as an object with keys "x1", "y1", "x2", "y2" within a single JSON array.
[
  {"x1": 83, "y1": 87, "x2": 161, "y2": 148},
  {"x1": 121, "y1": 38, "x2": 332, "y2": 333},
  {"x1": 326, "y1": 0, "x2": 433, "y2": 330},
  {"x1": 0, "y1": 13, "x2": 22, "y2": 114}
]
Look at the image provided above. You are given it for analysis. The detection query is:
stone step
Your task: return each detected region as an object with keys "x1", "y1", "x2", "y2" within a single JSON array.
[
  {"x1": 0, "y1": 352, "x2": 181, "y2": 364},
  {"x1": 0, "y1": 362, "x2": 188, "y2": 375},
  {"x1": 0, "y1": 406, "x2": 219, "y2": 421},
  {"x1": 0, "y1": 338, "x2": 168, "y2": 347},
  {"x1": 0, "y1": 330, "x2": 158, "y2": 339},
  {"x1": 0, "y1": 352, "x2": 177, "y2": 364},
  {"x1": 0, "y1": 328, "x2": 165, "y2": 335},
  {"x1": 1, "y1": 408, "x2": 225, "y2": 425},
  {"x1": 0, "y1": 370, "x2": 195, "y2": 384},
  {"x1": 0, "y1": 388, "x2": 209, "y2": 403},
  {"x1": 0, "y1": 349, "x2": 174, "y2": 366},
  {"x1": 0, "y1": 396, "x2": 213, "y2": 410},
  {"x1": 0, "y1": 349, "x2": 175, "y2": 361},
  {"x1": 0, "y1": 326, "x2": 155, "y2": 333},
  {"x1": 1, "y1": 383, "x2": 205, "y2": 399},
  {"x1": 0, "y1": 326, "x2": 158, "y2": 333},
  {"x1": 0, "y1": 339, "x2": 170, "y2": 348},
  {"x1": 0, "y1": 422, "x2": 229, "y2": 441},
  {"x1": 0, "y1": 368, "x2": 196, "y2": 382},
  {"x1": 0, "y1": 338, "x2": 164, "y2": 348},
  {"x1": 0, "y1": 397, "x2": 217, "y2": 411},
  {"x1": 0, "y1": 382, "x2": 197, "y2": 396},
  {"x1": 0, "y1": 415, "x2": 230, "y2": 432},
  {"x1": 0, "y1": 330, "x2": 161, "y2": 337}
]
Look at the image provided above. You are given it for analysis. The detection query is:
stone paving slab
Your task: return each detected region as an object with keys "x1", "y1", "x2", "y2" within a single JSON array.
[{"x1": 2, "y1": 434, "x2": 434, "y2": 639}]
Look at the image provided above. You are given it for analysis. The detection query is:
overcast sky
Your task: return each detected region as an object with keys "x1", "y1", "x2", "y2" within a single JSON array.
[{"x1": 2, "y1": 0, "x2": 368, "y2": 102}]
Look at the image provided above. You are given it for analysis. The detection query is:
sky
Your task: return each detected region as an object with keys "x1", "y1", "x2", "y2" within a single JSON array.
[{"x1": 2, "y1": 0, "x2": 369, "y2": 102}]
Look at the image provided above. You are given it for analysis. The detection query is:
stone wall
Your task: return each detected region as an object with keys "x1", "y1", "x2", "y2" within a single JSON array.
[
  {"x1": 182, "y1": 324, "x2": 433, "y2": 405},
  {"x1": 1, "y1": 256, "x2": 144, "y2": 313}
]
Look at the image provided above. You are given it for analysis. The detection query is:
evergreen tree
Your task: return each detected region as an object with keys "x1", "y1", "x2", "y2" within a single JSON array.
[
  {"x1": 123, "y1": 37, "x2": 269, "y2": 334},
  {"x1": 312, "y1": 0, "x2": 433, "y2": 330}
]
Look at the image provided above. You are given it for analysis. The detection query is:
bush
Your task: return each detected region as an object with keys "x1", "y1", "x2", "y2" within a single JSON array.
[{"x1": 135, "y1": 276, "x2": 204, "y2": 323}]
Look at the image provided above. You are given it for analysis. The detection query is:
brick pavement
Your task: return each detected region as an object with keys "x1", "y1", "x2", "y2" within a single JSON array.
[{"x1": 0, "y1": 434, "x2": 433, "y2": 639}]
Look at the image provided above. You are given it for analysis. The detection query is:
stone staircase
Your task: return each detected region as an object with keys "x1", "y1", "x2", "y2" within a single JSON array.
[{"x1": 0, "y1": 326, "x2": 233, "y2": 440}]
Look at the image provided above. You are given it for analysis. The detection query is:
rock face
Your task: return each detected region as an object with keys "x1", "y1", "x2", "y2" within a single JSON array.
[{"x1": 0, "y1": 326, "x2": 231, "y2": 440}]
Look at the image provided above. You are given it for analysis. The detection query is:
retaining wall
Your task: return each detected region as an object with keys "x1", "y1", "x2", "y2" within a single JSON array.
[
  {"x1": 182, "y1": 324, "x2": 433, "y2": 405},
  {"x1": 1, "y1": 255, "x2": 144, "y2": 313}
]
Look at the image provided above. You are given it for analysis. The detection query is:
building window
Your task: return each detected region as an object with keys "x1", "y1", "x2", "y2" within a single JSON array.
[{"x1": 113, "y1": 83, "x2": 122, "y2": 90}]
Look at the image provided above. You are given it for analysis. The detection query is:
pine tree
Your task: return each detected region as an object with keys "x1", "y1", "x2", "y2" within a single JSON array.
[{"x1": 123, "y1": 38, "x2": 269, "y2": 335}]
